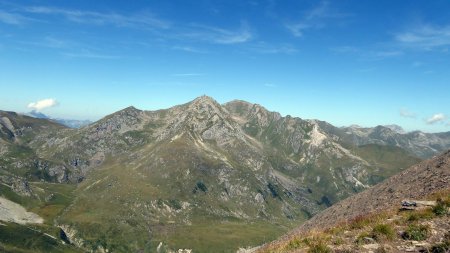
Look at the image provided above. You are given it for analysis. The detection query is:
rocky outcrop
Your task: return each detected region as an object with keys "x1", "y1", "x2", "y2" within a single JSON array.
[
  {"x1": 0, "y1": 176, "x2": 33, "y2": 196},
  {"x1": 58, "y1": 225, "x2": 85, "y2": 248}
]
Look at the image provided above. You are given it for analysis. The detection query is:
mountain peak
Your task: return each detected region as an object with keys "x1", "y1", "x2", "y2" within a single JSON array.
[
  {"x1": 191, "y1": 95, "x2": 219, "y2": 106},
  {"x1": 28, "y1": 110, "x2": 50, "y2": 119},
  {"x1": 184, "y1": 95, "x2": 225, "y2": 116},
  {"x1": 223, "y1": 99, "x2": 273, "y2": 119},
  {"x1": 120, "y1": 105, "x2": 140, "y2": 112},
  {"x1": 384, "y1": 124, "x2": 406, "y2": 134}
]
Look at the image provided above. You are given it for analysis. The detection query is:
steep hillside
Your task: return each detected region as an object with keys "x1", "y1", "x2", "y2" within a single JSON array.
[
  {"x1": 0, "y1": 111, "x2": 71, "y2": 186},
  {"x1": 258, "y1": 149, "x2": 450, "y2": 252}
]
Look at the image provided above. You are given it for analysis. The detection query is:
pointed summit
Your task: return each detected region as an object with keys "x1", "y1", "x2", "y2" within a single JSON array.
[
  {"x1": 184, "y1": 95, "x2": 226, "y2": 117},
  {"x1": 190, "y1": 95, "x2": 221, "y2": 107}
]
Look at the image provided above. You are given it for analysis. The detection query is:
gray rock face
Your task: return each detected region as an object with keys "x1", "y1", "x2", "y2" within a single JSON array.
[{"x1": 0, "y1": 176, "x2": 33, "y2": 196}]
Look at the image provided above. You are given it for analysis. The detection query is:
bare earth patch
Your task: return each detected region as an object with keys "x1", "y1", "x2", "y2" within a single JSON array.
[{"x1": 0, "y1": 197, "x2": 43, "y2": 224}]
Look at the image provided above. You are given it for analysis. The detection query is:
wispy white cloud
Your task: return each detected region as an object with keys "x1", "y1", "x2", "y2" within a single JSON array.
[
  {"x1": 331, "y1": 46, "x2": 402, "y2": 60},
  {"x1": 395, "y1": 24, "x2": 450, "y2": 50},
  {"x1": 18, "y1": 36, "x2": 77, "y2": 49},
  {"x1": 399, "y1": 108, "x2": 416, "y2": 118},
  {"x1": 43, "y1": 36, "x2": 72, "y2": 48},
  {"x1": 184, "y1": 22, "x2": 252, "y2": 44},
  {"x1": 369, "y1": 50, "x2": 403, "y2": 58},
  {"x1": 286, "y1": 1, "x2": 348, "y2": 37},
  {"x1": 28, "y1": 98, "x2": 58, "y2": 111},
  {"x1": 331, "y1": 46, "x2": 359, "y2": 54},
  {"x1": 0, "y1": 10, "x2": 27, "y2": 25},
  {"x1": 333, "y1": 23, "x2": 450, "y2": 59},
  {"x1": 24, "y1": 6, "x2": 170, "y2": 30},
  {"x1": 172, "y1": 46, "x2": 207, "y2": 54},
  {"x1": 426, "y1": 113, "x2": 446, "y2": 124},
  {"x1": 286, "y1": 23, "x2": 310, "y2": 38},
  {"x1": 15, "y1": 5, "x2": 252, "y2": 46}
]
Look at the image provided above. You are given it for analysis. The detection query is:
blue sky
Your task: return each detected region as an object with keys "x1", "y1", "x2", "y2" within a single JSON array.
[{"x1": 0, "y1": 0, "x2": 449, "y2": 132}]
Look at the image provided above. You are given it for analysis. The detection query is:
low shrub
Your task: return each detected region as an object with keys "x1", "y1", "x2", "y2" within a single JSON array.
[
  {"x1": 349, "y1": 215, "x2": 370, "y2": 229},
  {"x1": 283, "y1": 238, "x2": 303, "y2": 251},
  {"x1": 307, "y1": 241, "x2": 331, "y2": 253},
  {"x1": 406, "y1": 209, "x2": 434, "y2": 222},
  {"x1": 333, "y1": 237, "x2": 344, "y2": 245},
  {"x1": 432, "y1": 199, "x2": 449, "y2": 216},
  {"x1": 371, "y1": 224, "x2": 395, "y2": 241},
  {"x1": 355, "y1": 232, "x2": 371, "y2": 245},
  {"x1": 402, "y1": 224, "x2": 429, "y2": 241}
]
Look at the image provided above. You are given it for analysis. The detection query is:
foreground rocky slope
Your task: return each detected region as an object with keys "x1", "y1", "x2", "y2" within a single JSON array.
[
  {"x1": 258, "y1": 149, "x2": 450, "y2": 252},
  {"x1": 0, "y1": 96, "x2": 449, "y2": 252}
]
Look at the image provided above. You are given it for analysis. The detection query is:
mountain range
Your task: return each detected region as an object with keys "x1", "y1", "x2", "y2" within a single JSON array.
[
  {"x1": 28, "y1": 110, "x2": 92, "y2": 129},
  {"x1": 0, "y1": 96, "x2": 449, "y2": 252}
]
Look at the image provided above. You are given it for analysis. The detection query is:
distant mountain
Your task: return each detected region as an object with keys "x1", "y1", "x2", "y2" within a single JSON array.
[
  {"x1": 0, "y1": 96, "x2": 449, "y2": 252},
  {"x1": 53, "y1": 118, "x2": 92, "y2": 128},
  {"x1": 28, "y1": 110, "x2": 50, "y2": 119},
  {"x1": 383, "y1": 124, "x2": 406, "y2": 134},
  {"x1": 258, "y1": 149, "x2": 450, "y2": 252},
  {"x1": 317, "y1": 121, "x2": 450, "y2": 159},
  {"x1": 27, "y1": 110, "x2": 91, "y2": 128}
]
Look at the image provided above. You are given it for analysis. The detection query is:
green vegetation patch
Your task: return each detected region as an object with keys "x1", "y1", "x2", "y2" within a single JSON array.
[
  {"x1": 405, "y1": 209, "x2": 434, "y2": 222},
  {"x1": 370, "y1": 223, "x2": 395, "y2": 241},
  {"x1": 163, "y1": 221, "x2": 288, "y2": 253},
  {"x1": 307, "y1": 241, "x2": 331, "y2": 253},
  {"x1": 0, "y1": 222, "x2": 81, "y2": 253},
  {"x1": 402, "y1": 224, "x2": 429, "y2": 241},
  {"x1": 432, "y1": 198, "x2": 450, "y2": 216}
]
